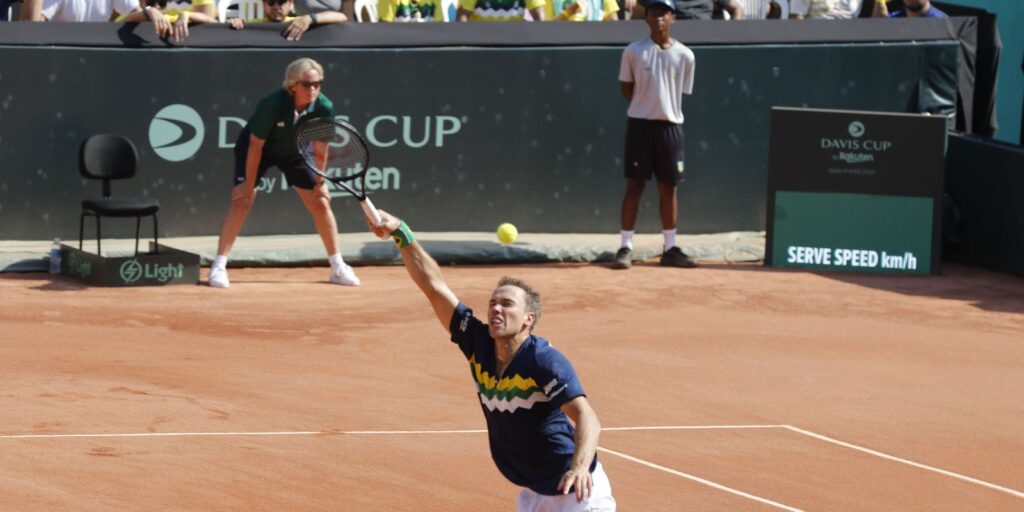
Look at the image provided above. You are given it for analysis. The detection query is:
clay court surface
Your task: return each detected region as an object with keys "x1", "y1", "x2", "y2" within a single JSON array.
[{"x1": 2, "y1": 262, "x2": 1022, "y2": 511}]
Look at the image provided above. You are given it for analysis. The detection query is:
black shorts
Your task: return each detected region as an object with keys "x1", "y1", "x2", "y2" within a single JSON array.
[
  {"x1": 233, "y1": 129, "x2": 319, "y2": 190},
  {"x1": 624, "y1": 117, "x2": 686, "y2": 184}
]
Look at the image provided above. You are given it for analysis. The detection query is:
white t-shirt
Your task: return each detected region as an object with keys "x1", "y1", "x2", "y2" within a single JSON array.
[
  {"x1": 41, "y1": 0, "x2": 139, "y2": 21},
  {"x1": 736, "y1": 0, "x2": 779, "y2": 19},
  {"x1": 618, "y1": 38, "x2": 695, "y2": 124},
  {"x1": 789, "y1": 0, "x2": 861, "y2": 19},
  {"x1": 294, "y1": 0, "x2": 344, "y2": 14}
]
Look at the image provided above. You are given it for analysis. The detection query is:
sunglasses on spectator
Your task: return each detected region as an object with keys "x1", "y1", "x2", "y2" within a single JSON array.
[
  {"x1": 264, "y1": 0, "x2": 292, "y2": 5},
  {"x1": 298, "y1": 80, "x2": 323, "y2": 88},
  {"x1": 145, "y1": 0, "x2": 168, "y2": 7}
]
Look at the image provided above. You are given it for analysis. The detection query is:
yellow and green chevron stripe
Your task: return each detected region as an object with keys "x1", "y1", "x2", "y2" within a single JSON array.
[{"x1": 469, "y1": 355, "x2": 550, "y2": 413}]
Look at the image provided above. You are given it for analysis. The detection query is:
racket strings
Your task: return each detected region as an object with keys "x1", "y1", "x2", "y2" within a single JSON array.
[{"x1": 297, "y1": 120, "x2": 369, "y2": 180}]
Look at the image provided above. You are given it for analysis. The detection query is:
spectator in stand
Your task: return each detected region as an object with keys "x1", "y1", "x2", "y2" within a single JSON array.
[
  {"x1": 733, "y1": 0, "x2": 781, "y2": 19},
  {"x1": 457, "y1": 0, "x2": 545, "y2": 21},
  {"x1": 378, "y1": 0, "x2": 443, "y2": 22},
  {"x1": 20, "y1": 0, "x2": 141, "y2": 21},
  {"x1": 789, "y1": 0, "x2": 860, "y2": 19},
  {"x1": 674, "y1": 0, "x2": 742, "y2": 20},
  {"x1": 227, "y1": 0, "x2": 297, "y2": 28},
  {"x1": 546, "y1": 0, "x2": 618, "y2": 21},
  {"x1": 872, "y1": 0, "x2": 945, "y2": 18},
  {"x1": 288, "y1": 0, "x2": 349, "y2": 39},
  {"x1": 117, "y1": 0, "x2": 217, "y2": 44},
  {"x1": 615, "y1": 0, "x2": 634, "y2": 19},
  {"x1": 220, "y1": 0, "x2": 343, "y2": 40}
]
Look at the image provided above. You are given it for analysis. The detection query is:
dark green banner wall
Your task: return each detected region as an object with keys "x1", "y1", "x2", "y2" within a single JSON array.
[{"x1": 0, "y1": 42, "x2": 957, "y2": 239}]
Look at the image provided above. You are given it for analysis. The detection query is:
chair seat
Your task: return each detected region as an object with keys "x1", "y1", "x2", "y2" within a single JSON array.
[{"x1": 82, "y1": 198, "x2": 160, "y2": 217}]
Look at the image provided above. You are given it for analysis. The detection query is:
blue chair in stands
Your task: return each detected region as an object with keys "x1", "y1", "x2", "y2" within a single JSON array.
[{"x1": 78, "y1": 134, "x2": 160, "y2": 256}]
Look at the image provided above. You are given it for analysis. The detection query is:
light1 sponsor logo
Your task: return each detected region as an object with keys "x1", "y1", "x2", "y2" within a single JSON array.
[
  {"x1": 149, "y1": 104, "x2": 205, "y2": 162},
  {"x1": 119, "y1": 259, "x2": 185, "y2": 284},
  {"x1": 66, "y1": 251, "x2": 92, "y2": 278}
]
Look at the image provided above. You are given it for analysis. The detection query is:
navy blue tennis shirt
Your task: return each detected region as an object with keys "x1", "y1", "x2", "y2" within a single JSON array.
[{"x1": 450, "y1": 303, "x2": 599, "y2": 495}]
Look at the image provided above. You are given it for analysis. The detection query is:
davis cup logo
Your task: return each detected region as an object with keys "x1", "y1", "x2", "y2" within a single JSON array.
[
  {"x1": 149, "y1": 104, "x2": 205, "y2": 161},
  {"x1": 119, "y1": 259, "x2": 143, "y2": 284},
  {"x1": 848, "y1": 121, "x2": 865, "y2": 138}
]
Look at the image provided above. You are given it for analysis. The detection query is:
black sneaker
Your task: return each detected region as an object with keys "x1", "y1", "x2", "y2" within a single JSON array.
[
  {"x1": 660, "y1": 247, "x2": 697, "y2": 268},
  {"x1": 610, "y1": 247, "x2": 632, "y2": 269}
]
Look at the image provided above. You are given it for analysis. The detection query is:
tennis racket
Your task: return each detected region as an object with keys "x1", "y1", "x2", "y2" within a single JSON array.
[{"x1": 295, "y1": 118, "x2": 382, "y2": 225}]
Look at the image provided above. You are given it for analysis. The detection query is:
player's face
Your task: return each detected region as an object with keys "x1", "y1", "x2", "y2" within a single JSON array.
[
  {"x1": 264, "y1": 0, "x2": 293, "y2": 21},
  {"x1": 488, "y1": 285, "x2": 534, "y2": 339},
  {"x1": 646, "y1": 4, "x2": 673, "y2": 35},
  {"x1": 290, "y1": 68, "x2": 322, "y2": 107}
]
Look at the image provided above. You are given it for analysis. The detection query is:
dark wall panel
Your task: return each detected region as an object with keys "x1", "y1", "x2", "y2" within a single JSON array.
[
  {"x1": 0, "y1": 42, "x2": 958, "y2": 239},
  {"x1": 944, "y1": 134, "x2": 1024, "y2": 277}
]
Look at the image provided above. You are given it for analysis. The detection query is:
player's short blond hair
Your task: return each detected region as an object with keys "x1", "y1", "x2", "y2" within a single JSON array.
[{"x1": 282, "y1": 58, "x2": 325, "y2": 90}]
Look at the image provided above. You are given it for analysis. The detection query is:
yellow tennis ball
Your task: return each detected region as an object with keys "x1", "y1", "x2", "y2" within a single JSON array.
[{"x1": 497, "y1": 223, "x2": 518, "y2": 244}]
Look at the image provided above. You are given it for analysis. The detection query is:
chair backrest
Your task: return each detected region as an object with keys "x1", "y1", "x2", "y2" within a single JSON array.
[
  {"x1": 441, "y1": 0, "x2": 456, "y2": 21},
  {"x1": 217, "y1": 0, "x2": 231, "y2": 21},
  {"x1": 80, "y1": 135, "x2": 139, "y2": 193},
  {"x1": 240, "y1": 0, "x2": 263, "y2": 19},
  {"x1": 218, "y1": 0, "x2": 263, "y2": 21},
  {"x1": 354, "y1": 0, "x2": 377, "y2": 22}
]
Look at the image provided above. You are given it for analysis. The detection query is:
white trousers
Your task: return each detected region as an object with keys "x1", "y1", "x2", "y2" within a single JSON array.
[{"x1": 516, "y1": 462, "x2": 616, "y2": 512}]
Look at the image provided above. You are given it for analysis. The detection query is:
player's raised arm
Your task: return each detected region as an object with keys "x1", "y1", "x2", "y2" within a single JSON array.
[{"x1": 368, "y1": 210, "x2": 459, "y2": 332}]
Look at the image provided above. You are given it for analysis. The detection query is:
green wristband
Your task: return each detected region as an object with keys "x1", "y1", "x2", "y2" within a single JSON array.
[{"x1": 391, "y1": 221, "x2": 415, "y2": 249}]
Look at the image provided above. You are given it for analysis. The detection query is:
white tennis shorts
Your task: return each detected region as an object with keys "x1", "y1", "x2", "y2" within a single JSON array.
[{"x1": 516, "y1": 462, "x2": 616, "y2": 512}]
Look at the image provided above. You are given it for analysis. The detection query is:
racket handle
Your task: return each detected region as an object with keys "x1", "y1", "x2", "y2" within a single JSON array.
[{"x1": 361, "y1": 198, "x2": 382, "y2": 226}]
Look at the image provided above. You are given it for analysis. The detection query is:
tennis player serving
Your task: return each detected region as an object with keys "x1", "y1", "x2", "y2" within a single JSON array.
[
  {"x1": 208, "y1": 58, "x2": 360, "y2": 288},
  {"x1": 367, "y1": 210, "x2": 616, "y2": 512}
]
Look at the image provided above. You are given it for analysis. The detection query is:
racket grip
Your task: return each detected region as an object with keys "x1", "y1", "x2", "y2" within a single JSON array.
[{"x1": 361, "y1": 198, "x2": 382, "y2": 226}]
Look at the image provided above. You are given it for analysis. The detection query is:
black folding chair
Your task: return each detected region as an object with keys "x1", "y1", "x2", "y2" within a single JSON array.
[{"x1": 78, "y1": 134, "x2": 160, "y2": 256}]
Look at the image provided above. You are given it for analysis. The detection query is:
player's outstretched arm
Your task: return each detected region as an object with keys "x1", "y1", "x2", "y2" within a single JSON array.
[
  {"x1": 557, "y1": 396, "x2": 601, "y2": 502},
  {"x1": 368, "y1": 210, "x2": 459, "y2": 333}
]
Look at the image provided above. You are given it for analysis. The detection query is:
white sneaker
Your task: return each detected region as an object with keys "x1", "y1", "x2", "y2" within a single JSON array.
[
  {"x1": 329, "y1": 264, "x2": 360, "y2": 286},
  {"x1": 208, "y1": 267, "x2": 230, "y2": 288}
]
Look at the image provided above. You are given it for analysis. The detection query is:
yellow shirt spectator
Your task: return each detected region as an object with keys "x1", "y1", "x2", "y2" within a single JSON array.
[
  {"x1": 458, "y1": 0, "x2": 544, "y2": 21},
  {"x1": 161, "y1": 0, "x2": 213, "y2": 20},
  {"x1": 379, "y1": 0, "x2": 443, "y2": 21},
  {"x1": 115, "y1": 0, "x2": 214, "y2": 22}
]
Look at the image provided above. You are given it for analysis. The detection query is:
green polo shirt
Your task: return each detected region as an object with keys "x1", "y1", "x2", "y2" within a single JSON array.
[{"x1": 247, "y1": 88, "x2": 335, "y2": 161}]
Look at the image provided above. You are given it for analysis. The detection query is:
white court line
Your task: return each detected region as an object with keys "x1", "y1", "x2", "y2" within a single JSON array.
[
  {"x1": 0, "y1": 431, "x2": 331, "y2": 439},
  {"x1": 0, "y1": 425, "x2": 782, "y2": 440},
  {"x1": 597, "y1": 446, "x2": 803, "y2": 511},
  {"x1": 4, "y1": 424, "x2": 1021, "y2": 500},
  {"x1": 782, "y1": 425, "x2": 1024, "y2": 500},
  {"x1": 0, "y1": 430, "x2": 491, "y2": 439},
  {"x1": 343, "y1": 429, "x2": 485, "y2": 435},
  {"x1": 603, "y1": 425, "x2": 786, "y2": 431}
]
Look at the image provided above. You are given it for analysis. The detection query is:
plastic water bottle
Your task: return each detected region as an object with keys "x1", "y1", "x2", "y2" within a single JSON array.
[{"x1": 48, "y1": 237, "x2": 62, "y2": 274}]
